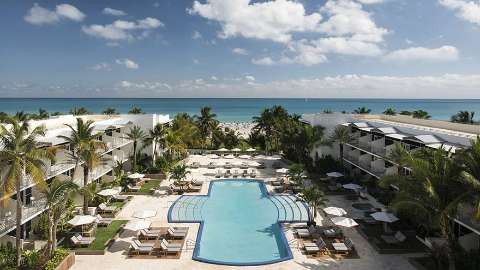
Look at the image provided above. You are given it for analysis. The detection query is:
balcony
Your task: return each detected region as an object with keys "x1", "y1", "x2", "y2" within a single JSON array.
[
  {"x1": 103, "y1": 136, "x2": 132, "y2": 151},
  {"x1": 0, "y1": 196, "x2": 47, "y2": 236}
]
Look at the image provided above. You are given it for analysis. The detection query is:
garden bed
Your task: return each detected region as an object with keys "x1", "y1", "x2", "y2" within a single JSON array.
[
  {"x1": 139, "y1": 179, "x2": 162, "y2": 193},
  {"x1": 74, "y1": 220, "x2": 127, "y2": 254}
]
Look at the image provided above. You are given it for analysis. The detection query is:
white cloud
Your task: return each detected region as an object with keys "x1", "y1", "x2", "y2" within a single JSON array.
[
  {"x1": 211, "y1": 76, "x2": 218, "y2": 80},
  {"x1": 189, "y1": 0, "x2": 323, "y2": 43},
  {"x1": 356, "y1": 0, "x2": 384, "y2": 4},
  {"x1": 252, "y1": 57, "x2": 275, "y2": 65},
  {"x1": 245, "y1": 75, "x2": 256, "y2": 81},
  {"x1": 192, "y1": 31, "x2": 202, "y2": 39},
  {"x1": 115, "y1": 58, "x2": 139, "y2": 69},
  {"x1": 82, "y1": 17, "x2": 164, "y2": 40},
  {"x1": 119, "y1": 80, "x2": 171, "y2": 92},
  {"x1": 24, "y1": 3, "x2": 85, "y2": 25},
  {"x1": 439, "y1": 0, "x2": 480, "y2": 25},
  {"x1": 193, "y1": 59, "x2": 200, "y2": 64},
  {"x1": 103, "y1": 7, "x2": 127, "y2": 16},
  {"x1": 383, "y1": 46, "x2": 459, "y2": 62},
  {"x1": 232, "y1": 48, "x2": 249, "y2": 55},
  {"x1": 90, "y1": 62, "x2": 111, "y2": 71}
]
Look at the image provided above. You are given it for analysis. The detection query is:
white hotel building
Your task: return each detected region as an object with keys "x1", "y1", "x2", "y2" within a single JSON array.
[
  {"x1": 303, "y1": 113, "x2": 480, "y2": 250},
  {"x1": 0, "y1": 114, "x2": 170, "y2": 247}
]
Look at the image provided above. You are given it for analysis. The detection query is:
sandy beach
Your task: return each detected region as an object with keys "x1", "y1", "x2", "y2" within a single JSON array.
[{"x1": 219, "y1": 122, "x2": 255, "y2": 139}]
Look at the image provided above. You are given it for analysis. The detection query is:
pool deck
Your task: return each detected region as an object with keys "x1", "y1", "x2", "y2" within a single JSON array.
[{"x1": 71, "y1": 155, "x2": 421, "y2": 270}]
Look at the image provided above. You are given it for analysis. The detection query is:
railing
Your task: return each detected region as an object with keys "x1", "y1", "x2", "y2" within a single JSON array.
[{"x1": 0, "y1": 196, "x2": 47, "y2": 236}]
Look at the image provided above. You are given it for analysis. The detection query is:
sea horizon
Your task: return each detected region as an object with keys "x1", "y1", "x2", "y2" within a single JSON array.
[{"x1": 2, "y1": 98, "x2": 480, "y2": 122}]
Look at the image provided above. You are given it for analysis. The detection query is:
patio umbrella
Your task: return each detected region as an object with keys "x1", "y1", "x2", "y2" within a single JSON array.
[
  {"x1": 323, "y1": 207, "x2": 347, "y2": 216},
  {"x1": 371, "y1": 212, "x2": 399, "y2": 232},
  {"x1": 232, "y1": 161, "x2": 242, "y2": 167},
  {"x1": 124, "y1": 220, "x2": 151, "y2": 231},
  {"x1": 254, "y1": 154, "x2": 266, "y2": 159},
  {"x1": 97, "y1": 188, "x2": 120, "y2": 196},
  {"x1": 128, "y1": 173, "x2": 145, "y2": 179},
  {"x1": 133, "y1": 210, "x2": 157, "y2": 219},
  {"x1": 208, "y1": 154, "x2": 219, "y2": 159},
  {"x1": 68, "y1": 215, "x2": 96, "y2": 226},
  {"x1": 342, "y1": 183, "x2": 362, "y2": 190},
  {"x1": 231, "y1": 148, "x2": 241, "y2": 152},
  {"x1": 217, "y1": 148, "x2": 229, "y2": 152},
  {"x1": 246, "y1": 148, "x2": 256, "y2": 152},
  {"x1": 225, "y1": 154, "x2": 235, "y2": 159},
  {"x1": 331, "y1": 216, "x2": 358, "y2": 227},
  {"x1": 239, "y1": 154, "x2": 251, "y2": 159},
  {"x1": 327, "y1": 172, "x2": 344, "y2": 178},
  {"x1": 249, "y1": 161, "x2": 261, "y2": 167},
  {"x1": 276, "y1": 168, "x2": 289, "y2": 174}
]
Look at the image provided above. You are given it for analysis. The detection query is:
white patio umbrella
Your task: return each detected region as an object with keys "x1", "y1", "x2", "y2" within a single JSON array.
[
  {"x1": 276, "y1": 168, "x2": 289, "y2": 174},
  {"x1": 323, "y1": 207, "x2": 347, "y2": 216},
  {"x1": 267, "y1": 154, "x2": 282, "y2": 160},
  {"x1": 225, "y1": 154, "x2": 235, "y2": 159},
  {"x1": 246, "y1": 148, "x2": 256, "y2": 152},
  {"x1": 68, "y1": 215, "x2": 96, "y2": 226},
  {"x1": 249, "y1": 161, "x2": 261, "y2": 167},
  {"x1": 239, "y1": 154, "x2": 251, "y2": 159},
  {"x1": 133, "y1": 210, "x2": 157, "y2": 219},
  {"x1": 343, "y1": 183, "x2": 362, "y2": 190},
  {"x1": 97, "y1": 188, "x2": 120, "y2": 196},
  {"x1": 128, "y1": 173, "x2": 145, "y2": 179},
  {"x1": 208, "y1": 154, "x2": 219, "y2": 159},
  {"x1": 371, "y1": 212, "x2": 399, "y2": 232},
  {"x1": 231, "y1": 148, "x2": 241, "y2": 152},
  {"x1": 254, "y1": 154, "x2": 266, "y2": 159},
  {"x1": 217, "y1": 148, "x2": 229, "y2": 152},
  {"x1": 124, "y1": 220, "x2": 151, "y2": 231},
  {"x1": 331, "y1": 216, "x2": 358, "y2": 227},
  {"x1": 327, "y1": 172, "x2": 344, "y2": 178}
]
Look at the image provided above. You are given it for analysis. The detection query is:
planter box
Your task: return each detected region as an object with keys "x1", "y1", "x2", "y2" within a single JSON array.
[
  {"x1": 74, "y1": 249, "x2": 105, "y2": 255},
  {"x1": 55, "y1": 253, "x2": 75, "y2": 270}
]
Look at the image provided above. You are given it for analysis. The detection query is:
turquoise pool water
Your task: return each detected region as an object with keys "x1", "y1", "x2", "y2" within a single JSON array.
[{"x1": 168, "y1": 179, "x2": 310, "y2": 265}]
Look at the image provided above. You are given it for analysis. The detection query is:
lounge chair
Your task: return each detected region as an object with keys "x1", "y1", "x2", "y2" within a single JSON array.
[
  {"x1": 249, "y1": 169, "x2": 256, "y2": 178},
  {"x1": 159, "y1": 239, "x2": 182, "y2": 256},
  {"x1": 127, "y1": 184, "x2": 141, "y2": 192},
  {"x1": 98, "y1": 203, "x2": 118, "y2": 214},
  {"x1": 112, "y1": 194, "x2": 129, "y2": 201},
  {"x1": 190, "y1": 162, "x2": 200, "y2": 169},
  {"x1": 96, "y1": 214, "x2": 114, "y2": 227},
  {"x1": 208, "y1": 162, "x2": 216, "y2": 169},
  {"x1": 191, "y1": 179, "x2": 203, "y2": 186},
  {"x1": 295, "y1": 228, "x2": 311, "y2": 238},
  {"x1": 167, "y1": 227, "x2": 187, "y2": 239},
  {"x1": 71, "y1": 234, "x2": 95, "y2": 247},
  {"x1": 186, "y1": 184, "x2": 201, "y2": 192},
  {"x1": 304, "y1": 238, "x2": 328, "y2": 256},
  {"x1": 291, "y1": 223, "x2": 308, "y2": 230},
  {"x1": 242, "y1": 169, "x2": 248, "y2": 177},
  {"x1": 129, "y1": 240, "x2": 154, "y2": 256},
  {"x1": 381, "y1": 231, "x2": 406, "y2": 244},
  {"x1": 240, "y1": 163, "x2": 249, "y2": 169},
  {"x1": 224, "y1": 170, "x2": 232, "y2": 178},
  {"x1": 138, "y1": 229, "x2": 161, "y2": 240},
  {"x1": 224, "y1": 162, "x2": 232, "y2": 169},
  {"x1": 169, "y1": 184, "x2": 183, "y2": 194},
  {"x1": 323, "y1": 228, "x2": 342, "y2": 238},
  {"x1": 232, "y1": 170, "x2": 240, "y2": 178},
  {"x1": 215, "y1": 170, "x2": 222, "y2": 178}
]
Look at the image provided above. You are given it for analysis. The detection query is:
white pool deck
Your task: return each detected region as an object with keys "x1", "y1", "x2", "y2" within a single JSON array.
[{"x1": 71, "y1": 155, "x2": 421, "y2": 270}]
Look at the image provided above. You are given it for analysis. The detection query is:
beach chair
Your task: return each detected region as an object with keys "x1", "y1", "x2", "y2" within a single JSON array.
[
  {"x1": 232, "y1": 169, "x2": 240, "y2": 178},
  {"x1": 323, "y1": 228, "x2": 341, "y2": 238},
  {"x1": 304, "y1": 242, "x2": 321, "y2": 255},
  {"x1": 96, "y1": 214, "x2": 113, "y2": 227},
  {"x1": 138, "y1": 229, "x2": 161, "y2": 240},
  {"x1": 295, "y1": 228, "x2": 311, "y2": 238},
  {"x1": 215, "y1": 170, "x2": 222, "y2": 178},
  {"x1": 225, "y1": 162, "x2": 232, "y2": 169},
  {"x1": 169, "y1": 184, "x2": 183, "y2": 194},
  {"x1": 129, "y1": 240, "x2": 154, "y2": 256},
  {"x1": 127, "y1": 184, "x2": 141, "y2": 192},
  {"x1": 71, "y1": 234, "x2": 95, "y2": 247},
  {"x1": 159, "y1": 239, "x2": 182, "y2": 256},
  {"x1": 381, "y1": 231, "x2": 406, "y2": 244},
  {"x1": 167, "y1": 227, "x2": 187, "y2": 239},
  {"x1": 249, "y1": 169, "x2": 256, "y2": 178},
  {"x1": 208, "y1": 162, "x2": 216, "y2": 169},
  {"x1": 224, "y1": 170, "x2": 232, "y2": 178},
  {"x1": 98, "y1": 203, "x2": 118, "y2": 214},
  {"x1": 242, "y1": 169, "x2": 248, "y2": 177}
]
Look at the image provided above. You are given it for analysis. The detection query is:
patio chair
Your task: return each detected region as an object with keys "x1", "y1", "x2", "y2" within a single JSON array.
[
  {"x1": 323, "y1": 228, "x2": 342, "y2": 238},
  {"x1": 138, "y1": 229, "x2": 161, "y2": 240},
  {"x1": 71, "y1": 234, "x2": 95, "y2": 247},
  {"x1": 129, "y1": 240, "x2": 154, "y2": 256},
  {"x1": 186, "y1": 184, "x2": 201, "y2": 192},
  {"x1": 127, "y1": 184, "x2": 141, "y2": 192},
  {"x1": 112, "y1": 194, "x2": 129, "y2": 201},
  {"x1": 96, "y1": 214, "x2": 114, "y2": 227},
  {"x1": 295, "y1": 228, "x2": 311, "y2": 238},
  {"x1": 232, "y1": 170, "x2": 240, "y2": 178},
  {"x1": 98, "y1": 203, "x2": 118, "y2": 214},
  {"x1": 242, "y1": 169, "x2": 248, "y2": 177},
  {"x1": 167, "y1": 227, "x2": 187, "y2": 239},
  {"x1": 304, "y1": 242, "x2": 320, "y2": 255},
  {"x1": 381, "y1": 231, "x2": 406, "y2": 244},
  {"x1": 169, "y1": 184, "x2": 183, "y2": 194},
  {"x1": 224, "y1": 170, "x2": 232, "y2": 178},
  {"x1": 215, "y1": 170, "x2": 222, "y2": 178},
  {"x1": 159, "y1": 239, "x2": 182, "y2": 256},
  {"x1": 191, "y1": 179, "x2": 203, "y2": 186},
  {"x1": 249, "y1": 170, "x2": 256, "y2": 178}
]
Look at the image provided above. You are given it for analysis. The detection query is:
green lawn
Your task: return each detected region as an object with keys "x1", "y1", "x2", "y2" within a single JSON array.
[
  {"x1": 139, "y1": 180, "x2": 162, "y2": 193},
  {"x1": 110, "y1": 200, "x2": 127, "y2": 209},
  {"x1": 77, "y1": 220, "x2": 128, "y2": 250}
]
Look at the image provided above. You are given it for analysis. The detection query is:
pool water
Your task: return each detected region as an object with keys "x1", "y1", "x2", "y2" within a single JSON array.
[{"x1": 168, "y1": 179, "x2": 310, "y2": 265}]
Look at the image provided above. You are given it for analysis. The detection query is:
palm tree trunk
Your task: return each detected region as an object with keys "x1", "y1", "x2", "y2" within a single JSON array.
[
  {"x1": 133, "y1": 141, "x2": 137, "y2": 172},
  {"x1": 52, "y1": 221, "x2": 58, "y2": 256},
  {"x1": 152, "y1": 141, "x2": 156, "y2": 166},
  {"x1": 46, "y1": 209, "x2": 54, "y2": 257},
  {"x1": 15, "y1": 179, "x2": 22, "y2": 268},
  {"x1": 83, "y1": 166, "x2": 89, "y2": 215},
  {"x1": 339, "y1": 143, "x2": 344, "y2": 170}
]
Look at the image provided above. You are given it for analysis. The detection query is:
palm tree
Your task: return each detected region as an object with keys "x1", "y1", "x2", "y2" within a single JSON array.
[
  {"x1": 128, "y1": 106, "x2": 144, "y2": 114},
  {"x1": 353, "y1": 107, "x2": 371, "y2": 114},
  {"x1": 41, "y1": 179, "x2": 78, "y2": 257},
  {"x1": 299, "y1": 187, "x2": 327, "y2": 224},
  {"x1": 143, "y1": 123, "x2": 168, "y2": 166},
  {"x1": 383, "y1": 108, "x2": 396, "y2": 116},
  {"x1": 102, "y1": 107, "x2": 119, "y2": 115},
  {"x1": 412, "y1": 110, "x2": 431, "y2": 119},
  {"x1": 163, "y1": 129, "x2": 186, "y2": 160},
  {"x1": 451, "y1": 111, "x2": 475, "y2": 124},
  {"x1": 69, "y1": 107, "x2": 91, "y2": 116},
  {"x1": 400, "y1": 111, "x2": 412, "y2": 116},
  {"x1": 195, "y1": 107, "x2": 219, "y2": 148},
  {"x1": 330, "y1": 126, "x2": 351, "y2": 169},
  {"x1": 124, "y1": 125, "x2": 146, "y2": 172},
  {"x1": 169, "y1": 164, "x2": 189, "y2": 190},
  {"x1": 387, "y1": 142, "x2": 410, "y2": 169},
  {"x1": 58, "y1": 118, "x2": 107, "y2": 214},
  {"x1": 287, "y1": 163, "x2": 305, "y2": 185},
  {"x1": 0, "y1": 114, "x2": 53, "y2": 267},
  {"x1": 459, "y1": 137, "x2": 480, "y2": 219}
]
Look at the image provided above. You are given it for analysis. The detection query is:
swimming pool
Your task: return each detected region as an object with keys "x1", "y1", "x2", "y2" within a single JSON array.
[{"x1": 168, "y1": 179, "x2": 310, "y2": 266}]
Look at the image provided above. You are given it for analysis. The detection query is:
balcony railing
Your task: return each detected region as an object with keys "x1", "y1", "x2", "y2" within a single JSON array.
[{"x1": 0, "y1": 196, "x2": 47, "y2": 236}]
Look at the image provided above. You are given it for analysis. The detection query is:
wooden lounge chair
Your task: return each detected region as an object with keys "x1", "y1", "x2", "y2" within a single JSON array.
[
  {"x1": 138, "y1": 229, "x2": 161, "y2": 240},
  {"x1": 159, "y1": 239, "x2": 181, "y2": 256},
  {"x1": 304, "y1": 238, "x2": 329, "y2": 256},
  {"x1": 129, "y1": 240, "x2": 154, "y2": 256},
  {"x1": 96, "y1": 214, "x2": 114, "y2": 227},
  {"x1": 71, "y1": 234, "x2": 95, "y2": 247},
  {"x1": 224, "y1": 170, "x2": 232, "y2": 178},
  {"x1": 169, "y1": 184, "x2": 183, "y2": 194},
  {"x1": 242, "y1": 169, "x2": 248, "y2": 177},
  {"x1": 127, "y1": 184, "x2": 141, "y2": 192},
  {"x1": 215, "y1": 170, "x2": 222, "y2": 178},
  {"x1": 167, "y1": 227, "x2": 187, "y2": 239},
  {"x1": 98, "y1": 203, "x2": 118, "y2": 214},
  {"x1": 381, "y1": 231, "x2": 406, "y2": 244},
  {"x1": 112, "y1": 194, "x2": 129, "y2": 201},
  {"x1": 295, "y1": 229, "x2": 311, "y2": 238}
]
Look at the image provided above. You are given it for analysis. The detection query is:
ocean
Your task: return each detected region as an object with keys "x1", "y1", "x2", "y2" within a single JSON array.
[{"x1": 1, "y1": 98, "x2": 480, "y2": 122}]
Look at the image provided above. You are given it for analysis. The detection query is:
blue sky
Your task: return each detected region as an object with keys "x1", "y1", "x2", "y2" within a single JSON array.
[{"x1": 1, "y1": 0, "x2": 480, "y2": 98}]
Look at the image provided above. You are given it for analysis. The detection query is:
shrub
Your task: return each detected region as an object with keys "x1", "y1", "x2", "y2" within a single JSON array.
[
  {"x1": 44, "y1": 248, "x2": 69, "y2": 270},
  {"x1": 0, "y1": 244, "x2": 16, "y2": 269}
]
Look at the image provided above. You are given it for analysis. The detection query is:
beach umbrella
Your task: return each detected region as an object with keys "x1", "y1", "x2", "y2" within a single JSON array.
[
  {"x1": 323, "y1": 207, "x2": 347, "y2": 216},
  {"x1": 342, "y1": 183, "x2": 362, "y2": 190},
  {"x1": 68, "y1": 215, "x2": 96, "y2": 226},
  {"x1": 217, "y1": 148, "x2": 229, "y2": 152},
  {"x1": 124, "y1": 220, "x2": 151, "y2": 231},
  {"x1": 331, "y1": 216, "x2": 358, "y2": 227},
  {"x1": 327, "y1": 172, "x2": 344, "y2": 178},
  {"x1": 231, "y1": 148, "x2": 241, "y2": 152},
  {"x1": 371, "y1": 212, "x2": 399, "y2": 232},
  {"x1": 225, "y1": 154, "x2": 235, "y2": 159},
  {"x1": 276, "y1": 168, "x2": 289, "y2": 174},
  {"x1": 128, "y1": 173, "x2": 145, "y2": 179},
  {"x1": 208, "y1": 154, "x2": 219, "y2": 159},
  {"x1": 249, "y1": 161, "x2": 261, "y2": 167},
  {"x1": 133, "y1": 210, "x2": 157, "y2": 219},
  {"x1": 239, "y1": 154, "x2": 251, "y2": 159},
  {"x1": 97, "y1": 188, "x2": 120, "y2": 196},
  {"x1": 246, "y1": 148, "x2": 256, "y2": 152}
]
